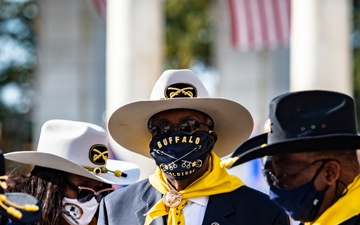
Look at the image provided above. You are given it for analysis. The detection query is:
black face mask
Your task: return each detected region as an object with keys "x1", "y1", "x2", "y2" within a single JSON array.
[
  {"x1": 270, "y1": 179, "x2": 328, "y2": 222},
  {"x1": 149, "y1": 130, "x2": 214, "y2": 180},
  {"x1": 269, "y1": 163, "x2": 329, "y2": 222}
]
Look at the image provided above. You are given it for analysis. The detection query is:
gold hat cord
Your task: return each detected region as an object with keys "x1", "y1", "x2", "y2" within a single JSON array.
[
  {"x1": 82, "y1": 166, "x2": 127, "y2": 178},
  {"x1": 0, "y1": 175, "x2": 39, "y2": 219}
]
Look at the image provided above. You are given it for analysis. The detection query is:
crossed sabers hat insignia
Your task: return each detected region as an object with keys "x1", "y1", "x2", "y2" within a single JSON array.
[{"x1": 83, "y1": 145, "x2": 128, "y2": 178}]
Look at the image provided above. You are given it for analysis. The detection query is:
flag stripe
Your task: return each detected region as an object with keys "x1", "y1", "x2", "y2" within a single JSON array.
[
  {"x1": 244, "y1": 0, "x2": 255, "y2": 49},
  {"x1": 257, "y1": 0, "x2": 269, "y2": 49},
  {"x1": 272, "y1": 0, "x2": 282, "y2": 45},
  {"x1": 228, "y1": 0, "x2": 239, "y2": 47},
  {"x1": 264, "y1": 0, "x2": 277, "y2": 47},
  {"x1": 279, "y1": 0, "x2": 291, "y2": 44},
  {"x1": 250, "y1": 0, "x2": 262, "y2": 48},
  {"x1": 228, "y1": 0, "x2": 291, "y2": 51}
]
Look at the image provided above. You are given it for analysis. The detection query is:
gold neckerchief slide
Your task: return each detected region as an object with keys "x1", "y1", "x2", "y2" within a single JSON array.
[{"x1": 144, "y1": 151, "x2": 246, "y2": 225}]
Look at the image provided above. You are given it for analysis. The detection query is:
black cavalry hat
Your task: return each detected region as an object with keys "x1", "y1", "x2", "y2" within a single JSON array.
[
  {"x1": 0, "y1": 152, "x2": 42, "y2": 224},
  {"x1": 228, "y1": 90, "x2": 360, "y2": 168}
]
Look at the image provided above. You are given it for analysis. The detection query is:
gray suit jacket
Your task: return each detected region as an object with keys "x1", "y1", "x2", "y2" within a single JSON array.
[{"x1": 97, "y1": 179, "x2": 289, "y2": 225}]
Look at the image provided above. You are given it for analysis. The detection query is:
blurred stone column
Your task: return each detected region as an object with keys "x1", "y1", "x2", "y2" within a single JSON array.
[
  {"x1": 290, "y1": 0, "x2": 352, "y2": 94},
  {"x1": 106, "y1": 0, "x2": 163, "y2": 179},
  {"x1": 35, "y1": 0, "x2": 106, "y2": 138}
]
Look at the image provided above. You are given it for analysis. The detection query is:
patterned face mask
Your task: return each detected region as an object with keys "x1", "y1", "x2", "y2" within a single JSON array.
[
  {"x1": 149, "y1": 130, "x2": 214, "y2": 180},
  {"x1": 62, "y1": 197, "x2": 99, "y2": 225}
]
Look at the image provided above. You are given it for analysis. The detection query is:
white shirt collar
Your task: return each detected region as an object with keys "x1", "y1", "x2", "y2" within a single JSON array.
[{"x1": 188, "y1": 196, "x2": 209, "y2": 207}]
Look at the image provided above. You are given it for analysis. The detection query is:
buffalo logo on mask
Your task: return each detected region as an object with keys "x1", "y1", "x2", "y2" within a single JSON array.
[
  {"x1": 164, "y1": 83, "x2": 197, "y2": 99},
  {"x1": 89, "y1": 144, "x2": 108, "y2": 165}
]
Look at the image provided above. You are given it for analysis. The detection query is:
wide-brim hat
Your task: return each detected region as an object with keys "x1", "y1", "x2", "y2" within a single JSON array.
[
  {"x1": 108, "y1": 69, "x2": 254, "y2": 158},
  {"x1": 5, "y1": 119, "x2": 140, "y2": 185},
  {"x1": 229, "y1": 90, "x2": 360, "y2": 168},
  {"x1": 0, "y1": 152, "x2": 42, "y2": 223}
]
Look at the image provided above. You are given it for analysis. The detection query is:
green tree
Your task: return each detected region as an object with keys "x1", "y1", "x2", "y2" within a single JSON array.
[
  {"x1": 0, "y1": 0, "x2": 37, "y2": 152},
  {"x1": 165, "y1": 0, "x2": 213, "y2": 69}
]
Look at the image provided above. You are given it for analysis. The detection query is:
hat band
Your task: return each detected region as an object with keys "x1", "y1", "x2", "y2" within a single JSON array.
[{"x1": 82, "y1": 166, "x2": 127, "y2": 178}]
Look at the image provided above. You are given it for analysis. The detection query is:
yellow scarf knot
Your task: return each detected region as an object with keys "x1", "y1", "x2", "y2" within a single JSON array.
[{"x1": 144, "y1": 151, "x2": 245, "y2": 225}]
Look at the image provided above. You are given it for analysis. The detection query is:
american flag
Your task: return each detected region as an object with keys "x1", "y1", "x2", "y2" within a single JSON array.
[{"x1": 228, "y1": 0, "x2": 291, "y2": 51}]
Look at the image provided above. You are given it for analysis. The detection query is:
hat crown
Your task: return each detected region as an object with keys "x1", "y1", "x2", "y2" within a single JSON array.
[
  {"x1": 5, "y1": 120, "x2": 141, "y2": 184},
  {"x1": 37, "y1": 119, "x2": 108, "y2": 167},
  {"x1": 268, "y1": 90, "x2": 358, "y2": 144},
  {"x1": 150, "y1": 69, "x2": 209, "y2": 100}
]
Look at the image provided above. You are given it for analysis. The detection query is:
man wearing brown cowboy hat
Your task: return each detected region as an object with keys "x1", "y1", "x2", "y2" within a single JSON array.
[
  {"x1": 228, "y1": 90, "x2": 360, "y2": 225},
  {"x1": 98, "y1": 69, "x2": 289, "y2": 225}
]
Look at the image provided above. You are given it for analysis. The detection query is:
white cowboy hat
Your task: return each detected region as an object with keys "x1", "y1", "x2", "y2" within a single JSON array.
[
  {"x1": 5, "y1": 119, "x2": 140, "y2": 185},
  {"x1": 108, "y1": 69, "x2": 254, "y2": 158}
]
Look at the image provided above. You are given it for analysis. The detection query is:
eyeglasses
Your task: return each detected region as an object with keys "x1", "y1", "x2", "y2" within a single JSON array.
[
  {"x1": 263, "y1": 159, "x2": 335, "y2": 189},
  {"x1": 66, "y1": 180, "x2": 114, "y2": 203},
  {"x1": 148, "y1": 119, "x2": 212, "y2": 136}
]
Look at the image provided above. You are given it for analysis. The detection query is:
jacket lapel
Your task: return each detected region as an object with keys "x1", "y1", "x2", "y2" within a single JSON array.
[
  {"x1": 202, "y1": 193, "x2": 236, "y2": 225},
  {"x1": 135, "y1": 181, "x2": 165, "y2": 225}
]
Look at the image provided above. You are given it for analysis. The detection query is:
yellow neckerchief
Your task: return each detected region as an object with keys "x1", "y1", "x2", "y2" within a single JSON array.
[
  {"x1": 305, "y1": 173, "x2": 360, "y2": 225},
  {"x1": 144, "y1": 151, "x2": 245, "y2": 225}
]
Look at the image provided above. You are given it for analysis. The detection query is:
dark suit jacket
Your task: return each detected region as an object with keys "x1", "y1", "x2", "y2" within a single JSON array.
[
  {"x1": 298, "y1": 215, "x2": 360, "y2": 225},
  {"x1": 341, "y1": 215, "x2": 360, "y2": 225},
  {"x1": 97, "y1": 179, "x2": 290, "y2": 225}
]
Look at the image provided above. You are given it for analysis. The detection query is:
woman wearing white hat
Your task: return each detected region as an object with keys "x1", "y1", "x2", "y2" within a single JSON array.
[{"x1": 4, "y1": 119, "x2": 140, "y2": 225}]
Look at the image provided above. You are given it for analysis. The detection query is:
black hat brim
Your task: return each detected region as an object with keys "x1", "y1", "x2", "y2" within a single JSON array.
[{"x1": 229, "y1": 133, "x2": 360, "y2": 168}]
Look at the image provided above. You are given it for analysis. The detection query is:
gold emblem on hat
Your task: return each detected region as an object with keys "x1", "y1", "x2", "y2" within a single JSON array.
[
  {"x1": 163, "y1": 190, "x2": 182, "y2": 208},
  {"x1": 165, "y1": 83, "x2": 197, "y2": 99},
  {"x1": 89, "y1": 144, "x2": 108, "y2": 165}
]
